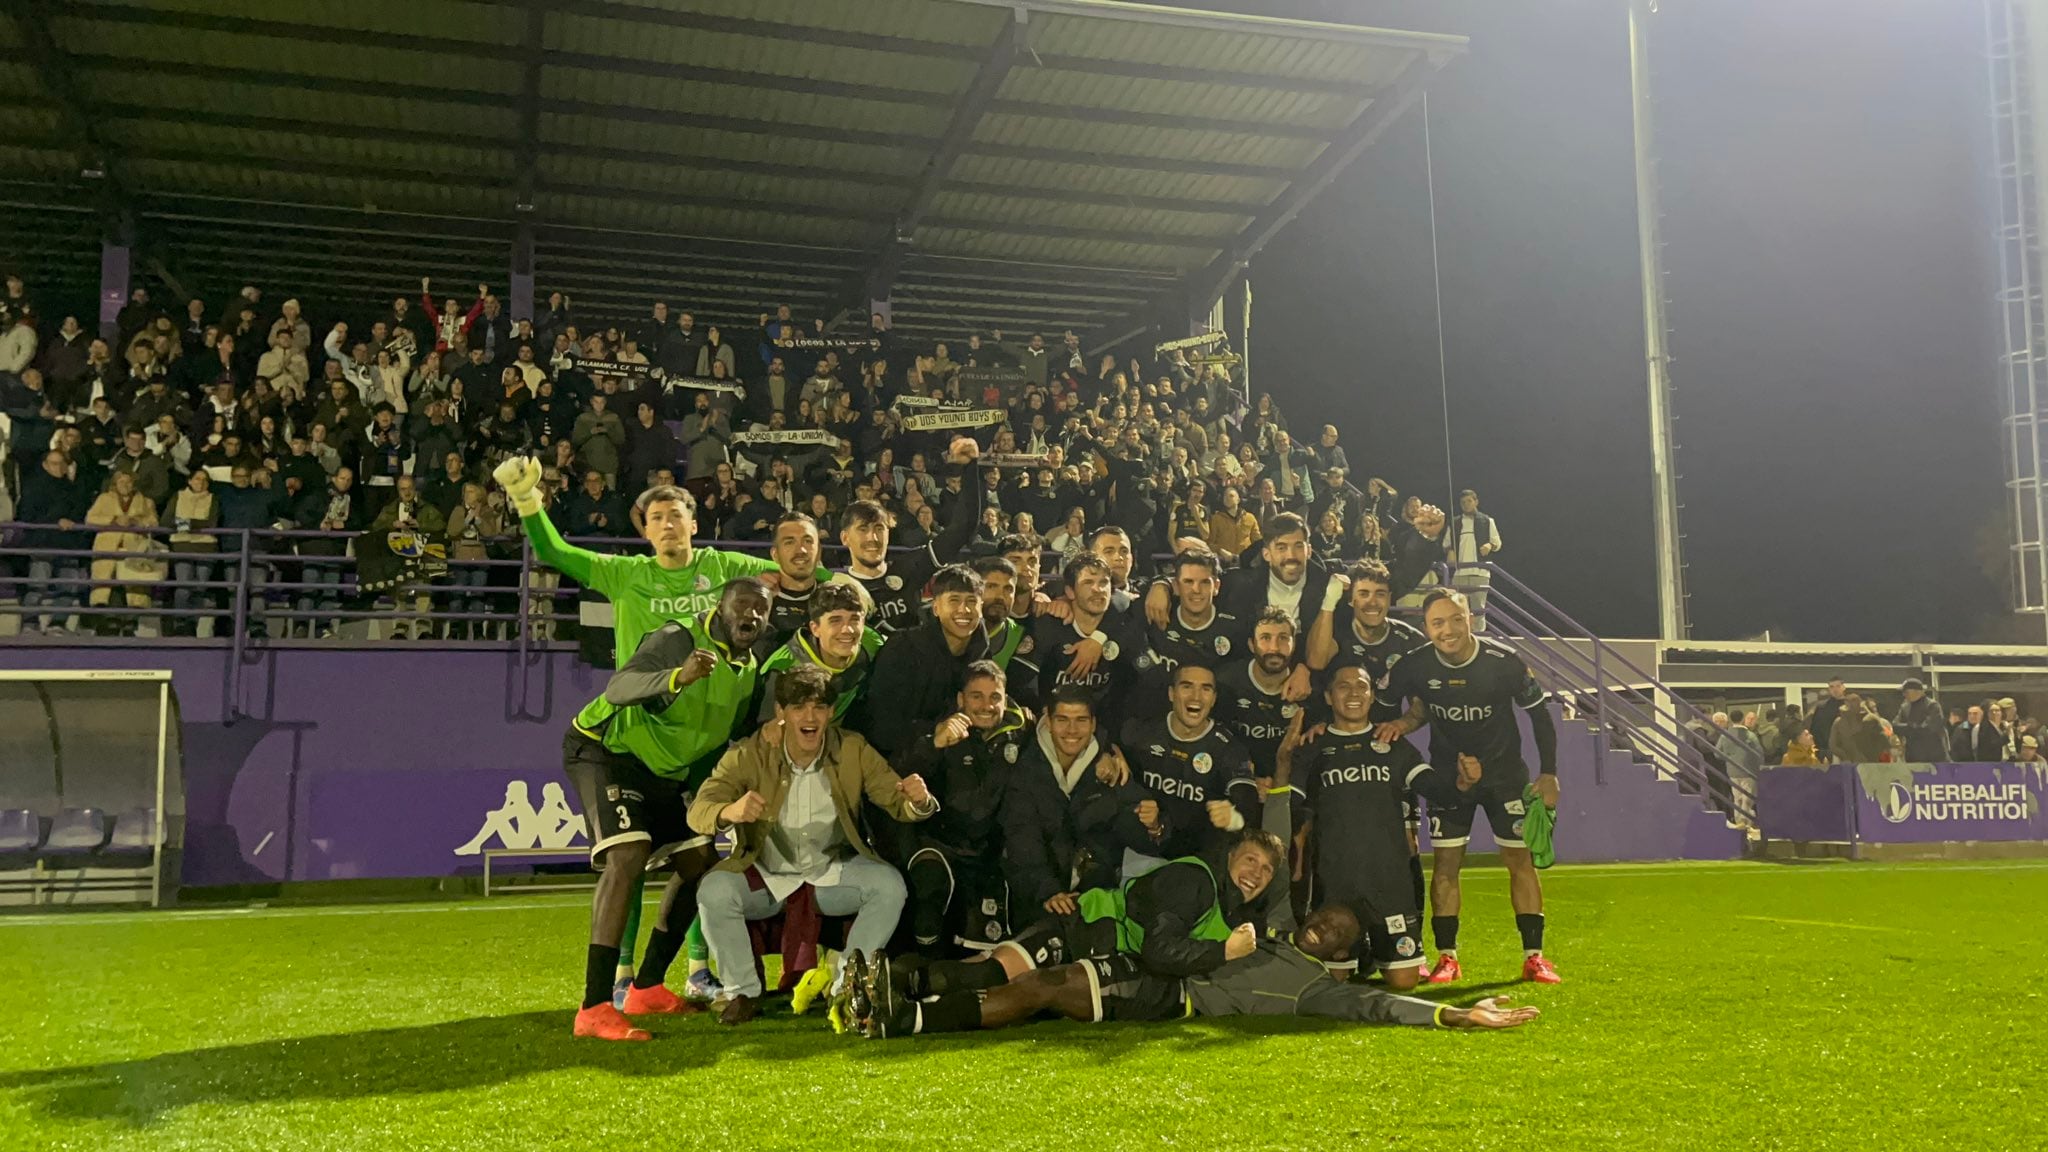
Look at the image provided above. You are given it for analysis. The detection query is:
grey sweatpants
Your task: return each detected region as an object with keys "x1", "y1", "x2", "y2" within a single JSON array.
[{"x1": 1186, "y1": 942, "x2": 1442, "y2": 1026}]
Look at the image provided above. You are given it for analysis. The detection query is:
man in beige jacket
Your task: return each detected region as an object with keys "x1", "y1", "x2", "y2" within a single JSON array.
[{"x1": 689, "y1": 664, "x2": 936, "y2": 1024}]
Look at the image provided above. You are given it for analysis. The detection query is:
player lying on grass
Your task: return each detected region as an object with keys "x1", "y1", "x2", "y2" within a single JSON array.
[
  {"x1": 839, "y1": 827, "x2": 1537, "y2": 1035},
  {"x1": 562, "y1": 576, "x2": 771, "y2": 1041}
]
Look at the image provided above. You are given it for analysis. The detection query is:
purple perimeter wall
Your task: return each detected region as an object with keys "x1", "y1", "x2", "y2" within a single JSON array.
[{"x1": 0, "y1": 647, "x2": 1742, "y2": 887}]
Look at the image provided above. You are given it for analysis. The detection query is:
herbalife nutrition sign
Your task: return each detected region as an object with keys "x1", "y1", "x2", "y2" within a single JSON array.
[{"x1": 1854, "y1": 763, "x2": 2047, "y2": 844}]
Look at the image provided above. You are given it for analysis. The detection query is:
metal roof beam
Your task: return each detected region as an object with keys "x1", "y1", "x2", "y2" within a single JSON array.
[
  {"x1": 868, "y1": 8, "x2": 1024, "y2": 303},
  {"x1": 1187, "y1": 56, "x2": 1434, "y2": 310},
  {"x1": 513, "y1": 1, "x2": 546, "y2": 213},
  {"x1": 63, "y1": 54, "x2": 1301, "y2": 178}
]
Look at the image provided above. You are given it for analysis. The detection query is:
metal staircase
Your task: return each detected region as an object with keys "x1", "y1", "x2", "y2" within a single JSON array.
[{"x1": 1467, "y1": 564, "x2": 1757, "y2": 833}]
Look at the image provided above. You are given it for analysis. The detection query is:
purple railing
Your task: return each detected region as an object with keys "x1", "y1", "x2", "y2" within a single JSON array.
[{"x1": 1462, "y1": 562, "x2": 1757, "y2": 824}]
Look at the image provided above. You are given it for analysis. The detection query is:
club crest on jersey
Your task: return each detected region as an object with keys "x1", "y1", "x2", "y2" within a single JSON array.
[
  {"x1": 1281, "y1": 703, "x2": 1300, "y2": 718},
  {"x1": 1384, "y1": 914, "x2": 1407, "y2": 934},
  {"x1": 1386, "y1": 652, "x2": 1403, "y2": 669},
  {"x1": 1018, "y1": 636, "x2": 1035, "y2": 655},
  {"x1": 886, "y1": 574, "x2": 903, "y2": 591},
  {"x1": 693, "y1": 573, "x2": 711, "y2": 592},
  {"x1": 1214, "y1": 635, "x2": 1231, "y2": 656},
  {"x1": 1004, "y1": 743, "x2": 1019, "y2": 763},
  {"x1": 985, "y1": 920, "x2": 1004, "y2": 941},
  {"x1": 1103, "y1": 639, "x2": 1120, "y2": 660},
  {"x1": 1395, "y1": 936, "x2": 1417, "y2": 958},
  {"x1": 1192, "y1": 752, "x2": 1213, "y2": 775},
  {"x1": 1371, "y1": 740, "x2": 1391, "y2": 754}
]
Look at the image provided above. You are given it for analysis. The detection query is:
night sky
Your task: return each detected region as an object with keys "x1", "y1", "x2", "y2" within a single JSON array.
[{"x1": 1202, "y1": 0, "x2": 2006, "y2": 643}]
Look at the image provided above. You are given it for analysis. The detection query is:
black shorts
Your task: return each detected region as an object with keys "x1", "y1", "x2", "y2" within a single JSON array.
[
  {"x1": 1422, "y1": 774, "x2": 1531, "y2": 849},
  {"x1": 1318, "y1": 880, "x2": 1427, "y2": 974},
  {"x1": 905, "y1": 843, "x2": 1011, "y2": 949},
  {"x1": 561, "y1": 729, "x2": 711, "y2": 867},
  {"x1": 1081, "y1": 953, "x2": 1188, "y2": 1022},
  {"x1": 997, "y1": 912, "x2": 1119, "y2": 972}
]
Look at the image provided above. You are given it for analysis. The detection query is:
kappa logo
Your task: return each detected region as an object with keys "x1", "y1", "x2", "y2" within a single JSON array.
[
  {"x1": 454, "y1": 780, "x2": 586, "y2": 856},
  {"x1": 1385, "y1": 914, "x2": 1407, "y2": 934}
]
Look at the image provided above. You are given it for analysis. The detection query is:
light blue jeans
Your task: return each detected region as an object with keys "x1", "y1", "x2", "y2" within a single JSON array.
[{"x1": 696, "y1": 855, "x2": 906, "y2": 999}]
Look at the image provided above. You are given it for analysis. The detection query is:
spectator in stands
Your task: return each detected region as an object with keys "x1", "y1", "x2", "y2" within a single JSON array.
[
  {"x1": 1891, "y1": 679, "x2": 1949, "y2": 762},
  {"x1": 1809, "y1": 679, "x2": 1848, "y2": 752},
  {"x1": 17, "y1": 449, "x2": 91, "y2": 633},
  {"x1": 1713, "y1": 710, "x2": 1764, "y2": 787},
  {"x1": 623, "y1": 400, "x2": 677, "y2": 492},
  {"x1": 1390, "y1": 503, "x2": 1446, "y2": 600},
  {"x1": 1449, "y1": 489, "x2": 1501, "y2": 565},
  {"x1": 296, "y1": 466, "x2": 361, "y2": 639},
  {"x1": 445, "y1": 481, "x2": 506, "y2": 639},
  {"x1": 1, "y1": 306, "x2": 38, "y2": 381},
  {"x1": 1779, "y1": 725, "x2": 1821, "y2": 766},
  {"x1": 562, "y1": 470, "x2": 629, "y2": 538},
  {"x1": 1207, "y1": 485, "x2": 1260, "y2": 563},
  {"x1": 572, "y1": 393, "x2": 626, "y2": 488},
  {"x1": 108, "y1": 428, "x2": 171, "y2": 510},
  {"x1": 2019, "y1": 735, "x2": 2042, "y2": 764},
  {"x1": 1954, "y1": 704, "x2": 2005, "y2": 761},
  {"x1": 85, "y1": 468, "x2": 158, "y2": 636},
  {"x1": 167, "y1": 469, "x2": 222, "y2": 637},
  {"x1": 1828, "y1": 694, "x2": 1891, "y2": 763}
]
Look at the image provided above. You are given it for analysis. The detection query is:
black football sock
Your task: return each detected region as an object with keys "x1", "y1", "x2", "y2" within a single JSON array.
[
  {"x1": 907, "y1": 857, "x2": 951, "y2": 947},
  {"x1": 1431, "y1": 915, "x2": 1459, "y2": 955},
  {"x1": 1409, "y1": 855, "x2": 1426, "y2": 915},
  {"x1": 633, "y1": 926, "x2": 686, "y2": 990},
  {"x1": 1516, "y1": 913, "x2": 1545, "y2": 955},
  {"x1": 916, "y1": 991, "x2": 985, "y2": 1034},
  {"x1": 584, "y1": 944, "x2": 621, "y2": 1010},
  {"x1": 926, "y1": 957, "x2": 1011, "y2": 996}
]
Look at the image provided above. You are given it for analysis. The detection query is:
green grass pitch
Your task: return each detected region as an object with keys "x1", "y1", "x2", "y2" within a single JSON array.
[{"x1": 3, "y1": 859, "x2": 2044, "y2": 1152}]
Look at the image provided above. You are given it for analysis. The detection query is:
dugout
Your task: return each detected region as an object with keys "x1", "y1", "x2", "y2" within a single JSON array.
[{"x1": 0, "y1": 670, "x2": 184, "y2": 908}]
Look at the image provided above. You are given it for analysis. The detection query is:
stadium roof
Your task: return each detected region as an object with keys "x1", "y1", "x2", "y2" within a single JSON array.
[{"x1": 0, "y1": 0, "x2": 1464, "y2": 345}]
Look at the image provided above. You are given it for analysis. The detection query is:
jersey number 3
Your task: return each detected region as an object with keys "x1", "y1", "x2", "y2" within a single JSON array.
[{"x1": 616, "y1": 805, "x2": 632, "y2": 830}]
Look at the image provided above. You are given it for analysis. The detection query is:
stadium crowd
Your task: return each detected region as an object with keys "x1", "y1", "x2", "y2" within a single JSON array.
[
  {"x1": 0, "y1": 266, "x2": 1556, "y2": 1039},
  {"x1": 0, "y1": 272, "x2": 1502, "y2": 639}
]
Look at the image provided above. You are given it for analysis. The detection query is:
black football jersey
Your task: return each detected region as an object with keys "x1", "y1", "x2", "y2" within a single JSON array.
[
  {"x1": 1026, "y1": 603, "x2": 1150, "y2": 730},
  {"x1": 852, "y1": 569, "x2": 922, "y2": 634},
  {"x1": 1383, "y1": 638, "x2": 1547, "y2": 781},
  {"x1": 759, "y1": 583, "x2": 817, "y2": 658},
  {"x1": 1148, "y1": 608, "x2": 1246, "y2": 674},
  {"x1": 1322, "y1": 608, "x2": 1426, "y2": 725},
  {"x1": 1294, "y1": 727, "x2": 1424, "y2": 910},
  {"x1": 1214, "y1": 658, "x2": 1303, "y2": 778},
  {"x1": 1119, "y1": 716, "x2": 1255, "y2": 858}
]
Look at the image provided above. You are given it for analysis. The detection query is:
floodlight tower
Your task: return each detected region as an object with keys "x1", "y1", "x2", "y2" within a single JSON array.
[{"x1": 1627, "y1": 0, "x2": 1690, "y2": 641}]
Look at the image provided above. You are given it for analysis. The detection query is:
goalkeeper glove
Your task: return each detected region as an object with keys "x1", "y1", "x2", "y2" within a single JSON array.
[{"x1": 492, "y1": 455, "x2": 545, "y2": 518}]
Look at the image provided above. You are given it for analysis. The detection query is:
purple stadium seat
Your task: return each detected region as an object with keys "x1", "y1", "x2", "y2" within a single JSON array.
[
  {"x1": 0, "y1": 809, "x2": 40, "y2": 853},
  {"x1": 106, "y1": 810, "x2": 156, "y2": 852},
  {"x1": 42, "y1": 808, "x2": 109, "y2": 853}
]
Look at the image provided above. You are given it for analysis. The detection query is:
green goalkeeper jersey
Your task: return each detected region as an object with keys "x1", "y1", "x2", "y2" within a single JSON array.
[
  {"x1": 521, "y1": 509, "x2": 791, "y2": 668},
  {"x1": 574, "y1": 612, "x2": 758, "y2": 779}
]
